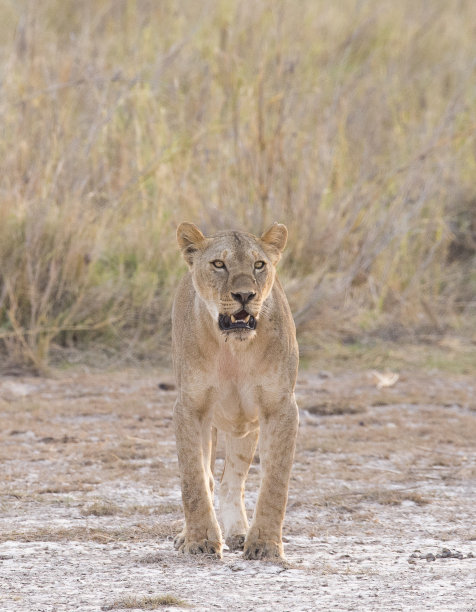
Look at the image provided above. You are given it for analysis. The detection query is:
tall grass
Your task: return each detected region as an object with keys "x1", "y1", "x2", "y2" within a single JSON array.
[{"x1": 0, "y1": 0, "x2": 475, "y2": 371}]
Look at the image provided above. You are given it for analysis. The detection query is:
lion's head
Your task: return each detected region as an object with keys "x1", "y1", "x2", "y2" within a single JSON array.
[{"x1": 176, "y1": 222, "x2": 288, "y2": 341}]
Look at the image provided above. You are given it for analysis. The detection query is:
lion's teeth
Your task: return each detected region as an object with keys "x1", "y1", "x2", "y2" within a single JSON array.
[
  {"x1": 231, "y1": 314, "x2": 236, "y2": 323},
  {"x1": 244, "y1": 314, "x2": 250, "y2": 323}
]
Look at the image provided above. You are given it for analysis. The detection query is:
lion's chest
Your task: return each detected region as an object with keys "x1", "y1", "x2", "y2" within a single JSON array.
[{"x1": 209, "y1": 346, "x2": 259, "y2": 435}]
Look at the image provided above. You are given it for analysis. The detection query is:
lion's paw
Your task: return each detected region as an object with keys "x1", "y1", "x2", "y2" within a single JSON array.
[
  {"x1": 243, "y1": 537, "x2": 283, "y2": 561},
  {"x1": 178, "y1": 538, "x2": 222, "y2": 558},
  {"x1": 225, "y1": 534, "x2": 246, "y2": 551}
]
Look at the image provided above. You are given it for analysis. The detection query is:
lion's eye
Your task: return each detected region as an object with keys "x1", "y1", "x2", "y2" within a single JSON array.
[
  {"x1": 212, "y1": 260, "x2": 226, "y2": 269},
  {"x1": 254, "y1": 261, "x2": 265, "y2": 269}
]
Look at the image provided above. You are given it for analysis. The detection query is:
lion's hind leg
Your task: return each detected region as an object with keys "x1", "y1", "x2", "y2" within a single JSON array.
[{"x1": 219, "y1": 430, "x2": 259, "y2": 551}]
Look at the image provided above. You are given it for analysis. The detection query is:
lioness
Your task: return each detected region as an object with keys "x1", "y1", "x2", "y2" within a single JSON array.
[{"x1": 172, "y1": 222, "x2": 299, "y2": 560}]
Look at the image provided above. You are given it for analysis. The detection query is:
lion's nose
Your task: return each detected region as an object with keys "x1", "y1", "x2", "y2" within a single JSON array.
[{"x1": 231, "y1": 291, "x2": 256, "y2": 305}]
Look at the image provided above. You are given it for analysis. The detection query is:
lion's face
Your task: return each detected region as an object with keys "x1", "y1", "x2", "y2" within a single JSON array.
[{"x1": 177, "y1": 223, "x2": 288, "y2": 341}]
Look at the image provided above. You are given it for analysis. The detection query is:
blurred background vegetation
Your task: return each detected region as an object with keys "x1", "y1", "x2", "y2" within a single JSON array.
[{"x1": 0, "y1": 0, "x2": 475, "y2": 373}]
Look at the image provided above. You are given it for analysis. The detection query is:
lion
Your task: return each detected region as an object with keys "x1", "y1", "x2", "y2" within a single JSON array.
[{"x1": 172, "y1": 222, "x2": 299, "y2": 560}]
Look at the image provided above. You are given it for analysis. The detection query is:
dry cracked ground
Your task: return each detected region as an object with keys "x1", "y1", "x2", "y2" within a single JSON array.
[{"x1": 0, "y1": 363, "x2": 475, "y2": 611}]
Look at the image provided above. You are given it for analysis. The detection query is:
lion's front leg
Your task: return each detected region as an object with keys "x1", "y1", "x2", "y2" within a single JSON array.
[
  {"x1": 243, "y1": 395, "x2": 298, "y2": 561},
  {"x1": 173, "y1": 400, "x2": 222, "y2": 558}
]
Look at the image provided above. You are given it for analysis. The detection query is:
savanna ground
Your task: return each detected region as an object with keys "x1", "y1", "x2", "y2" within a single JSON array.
[
  {"x1": 1, "y1": 2, "x2": 476, "y2": 610},
  {"x1": 1, "y1": 341, "x2": 475, "y2": 611}
]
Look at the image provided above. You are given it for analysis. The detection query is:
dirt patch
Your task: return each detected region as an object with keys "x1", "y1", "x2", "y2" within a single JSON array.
[{"x1": 0, "y1": 367, "x2": 475, "y2": 611}]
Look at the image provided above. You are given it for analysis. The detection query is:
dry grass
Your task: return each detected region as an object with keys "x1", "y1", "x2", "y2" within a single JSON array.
[
  {"x1": 0, "y1": 1, "x2": 475, "y2": 370},
  {"x1": 0, "y1": 522, "x2": 181, "y2": 544},
  {"x1": 82, "y1": 499, "x2": 180, "y2": 517},
  {"x1": 302, "y1": 399, "x2": 366, "y2": 416},
  {"x1": 103, "y1": 594, "x2": 190, "y2": 610},
  {"x1": 83, "y1": 500, "x2": 121, "y2": 516},
  {"x1": 311, "y1": 487, "x2": 429, "y2": 508},
  {"x1": 363, "y1": 488, "x2": 429, "y2": 506}
]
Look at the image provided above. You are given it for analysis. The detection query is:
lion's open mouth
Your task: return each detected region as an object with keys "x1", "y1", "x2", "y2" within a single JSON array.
[{"x1": 218, "y1": 309, "x2": 256, "y2": 332}]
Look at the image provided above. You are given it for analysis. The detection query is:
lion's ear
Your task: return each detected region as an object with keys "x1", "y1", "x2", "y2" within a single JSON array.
[
  {"x1": 260, "y1": 222, "x2": 288, "y2": 264},
  {"x1": 177, "y1": 222, "x2": 206, "y2": 267}
]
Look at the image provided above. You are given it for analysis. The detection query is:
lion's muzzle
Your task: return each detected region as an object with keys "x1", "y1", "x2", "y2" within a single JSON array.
[{"x1": 218, "y1": 309, "x2": 256, "y2": 332}]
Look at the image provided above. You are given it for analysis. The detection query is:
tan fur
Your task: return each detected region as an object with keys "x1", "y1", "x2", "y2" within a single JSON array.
[{"x1": 172, "y1": 222, "x2": 299, "y2": 560}]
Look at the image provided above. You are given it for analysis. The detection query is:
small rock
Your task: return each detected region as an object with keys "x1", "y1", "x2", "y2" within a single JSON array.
[
  {"x1": 441, "y1": 548, "x2": 451, "y2": 558},
  {"x1": 158, "y1": 382, "x2": 175, "y2": 391},
  {"x1": 467, "y1": 552, "x2": 474, "y2": 558},
  {"x1": 425, "y1": 553, "x2": 436, "y2": 562},
  {"x1": 229, "y1": 563, "x2": 245, "y2": 572}
]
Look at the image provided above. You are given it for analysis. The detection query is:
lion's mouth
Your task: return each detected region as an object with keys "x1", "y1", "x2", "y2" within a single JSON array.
[{"x1": 218, "y1": 309, "x2": 256, "y2": 332}]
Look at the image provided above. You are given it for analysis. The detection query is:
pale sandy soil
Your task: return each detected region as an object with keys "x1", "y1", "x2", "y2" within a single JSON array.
[{"x1": 0, "y1": 367, "x2": 475, "y2": 611}]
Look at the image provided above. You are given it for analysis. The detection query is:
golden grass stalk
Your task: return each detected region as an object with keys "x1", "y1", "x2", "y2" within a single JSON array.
[{"x1": 1, "y1": 1, "x2": 475, "y2": 369}]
